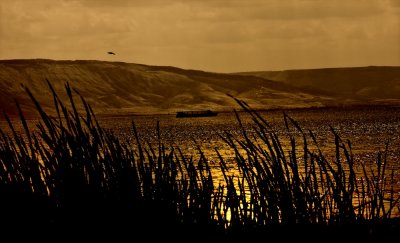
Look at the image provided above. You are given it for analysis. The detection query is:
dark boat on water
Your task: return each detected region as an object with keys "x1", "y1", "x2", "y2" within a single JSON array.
[{"x1": 176, "y1": 110, "x2": 218, "y2": 118}]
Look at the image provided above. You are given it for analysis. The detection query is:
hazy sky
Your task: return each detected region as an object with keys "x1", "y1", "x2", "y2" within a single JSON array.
[{"x1": 0, "y1": 0, "x2": 399, "y2": 72}]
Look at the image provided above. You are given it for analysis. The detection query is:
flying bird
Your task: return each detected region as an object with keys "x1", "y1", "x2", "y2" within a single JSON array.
[{"x1": 107, "y1": 52, "x2": 116, "y2": 55}]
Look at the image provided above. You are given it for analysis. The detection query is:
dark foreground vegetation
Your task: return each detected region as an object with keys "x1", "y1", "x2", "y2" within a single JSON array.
[{"x1": 0, "y1": 82, "x2": 399, "y2": 241}]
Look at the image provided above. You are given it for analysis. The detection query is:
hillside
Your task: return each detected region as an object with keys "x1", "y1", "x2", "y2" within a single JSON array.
[
  {"x1": 236, "y1": 66, "x2": 400, "y2": 101},
  {"x1": 0, "y1": 59, "x2": 336, "y2": 118}
]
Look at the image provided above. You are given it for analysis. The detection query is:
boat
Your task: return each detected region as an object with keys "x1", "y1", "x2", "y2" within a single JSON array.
[{"x1": 176, "y1": 110, "x2": 218, "y2": 118}]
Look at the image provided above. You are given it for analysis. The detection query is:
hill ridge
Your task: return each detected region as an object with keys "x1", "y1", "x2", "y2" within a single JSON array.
[
  {"x1": 235, "y1": 66, "x2": 400, "y2": 100},
  {"x1": 0, "y1": 59, "x2": 398, "y2": 118}
]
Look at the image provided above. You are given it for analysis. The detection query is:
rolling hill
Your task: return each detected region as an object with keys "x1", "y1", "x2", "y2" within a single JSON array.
[
  {"x1": 236, "y1": 66, "x2": 400, "y2": 101},
  {"x1": 0, "y1": 60, "x2": 398, "y2": 118},
  {"x1": 0, "y1": 59, "x2": 336, "y2": 118}
]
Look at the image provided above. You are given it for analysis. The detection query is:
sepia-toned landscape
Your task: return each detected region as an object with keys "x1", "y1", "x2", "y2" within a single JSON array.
[
  {"x1": 1, "y1": 0, "x2": 400, "y2": 241},
  {"x1": 1, "y1": 59, "x2": 399, "y2": 240}
]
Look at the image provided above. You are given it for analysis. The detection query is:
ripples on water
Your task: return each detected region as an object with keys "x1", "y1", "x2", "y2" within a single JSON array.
[
  {"x1": 98, "y1": 107, "x2": 400, "y2": 160},
  {"x1": 2, "y1": 106, "x2": 400, "y2": 209},
  {"x1": 93, "y1": 107, "x2": 400, "y2": 193}
]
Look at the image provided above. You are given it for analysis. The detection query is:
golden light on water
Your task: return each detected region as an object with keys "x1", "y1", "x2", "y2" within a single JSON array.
[{"x1": 1, "y1": 106, "x2": 400, "y2": 224}]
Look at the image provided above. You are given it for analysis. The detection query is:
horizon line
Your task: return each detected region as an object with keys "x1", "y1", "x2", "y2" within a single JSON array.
[{"x1": 0, "y1": 57, "x2": 399, "y2": 74}]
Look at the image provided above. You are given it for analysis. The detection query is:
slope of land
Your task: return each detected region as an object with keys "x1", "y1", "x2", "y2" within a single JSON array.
[
  {"x1": 0, "y1": 59, "x2": 337, "y2": 117},
  {"x1": 236, "y1": 66, "x2": 400, "y2": 102}
]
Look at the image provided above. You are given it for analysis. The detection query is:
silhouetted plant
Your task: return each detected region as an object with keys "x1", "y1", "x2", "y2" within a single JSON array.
[{"x1": 0, "y1": 81, "x2": 398, "y2": 240}]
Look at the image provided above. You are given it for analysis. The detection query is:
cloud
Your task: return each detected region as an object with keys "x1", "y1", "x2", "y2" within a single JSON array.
[
  {"x1": 66, "y1": 0, "x2": 181, "y2": 8},
  {"x1": 176, "y1": 0, "x2": 387, "y2": 23},
  {"x1": 0, "y1": 0, "x2": 399, "y2": 72},
  {"x1": 389, "y1": 0, "x2": 400, "y2": 8}
]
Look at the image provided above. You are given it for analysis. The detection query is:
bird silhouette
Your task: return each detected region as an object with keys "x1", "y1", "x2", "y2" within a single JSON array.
[{"x1": 107, "y1": 52, "x2": 116, "y2": 55}]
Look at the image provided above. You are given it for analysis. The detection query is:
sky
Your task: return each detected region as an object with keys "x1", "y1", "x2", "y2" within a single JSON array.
[{"x1": 0, "y1": 0, "x2": 399, "y2": 72}]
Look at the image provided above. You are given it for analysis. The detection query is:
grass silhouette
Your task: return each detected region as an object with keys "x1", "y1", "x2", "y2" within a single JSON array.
[{"x1": 0, "y1": 81, "x2": 398, "y2": 240}]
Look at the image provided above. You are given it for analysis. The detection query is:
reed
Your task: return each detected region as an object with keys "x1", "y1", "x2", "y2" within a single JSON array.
[{"x1": 0, "y1": 82, "x2": 398, "y2": 240}]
